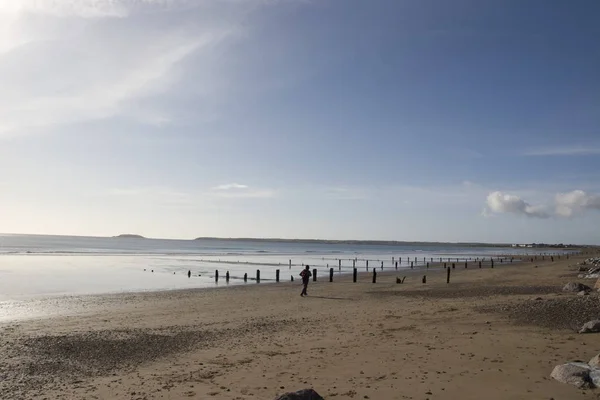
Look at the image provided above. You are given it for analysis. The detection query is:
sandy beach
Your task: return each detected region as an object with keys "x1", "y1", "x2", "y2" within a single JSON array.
[{"x1": 1, "y1": 252, "x2": 599, "y2": 400}]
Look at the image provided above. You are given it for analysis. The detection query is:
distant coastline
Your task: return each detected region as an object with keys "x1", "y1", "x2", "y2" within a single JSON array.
[
  {"x1": 192, "y1": 237, "x2": 578, "y2": 249},
  {"x1": 0, "y1": 232, "x2": 585, "y2": 248},
  {"x1": 113, "y1": 234, "x2": 146, "y2": 239}
]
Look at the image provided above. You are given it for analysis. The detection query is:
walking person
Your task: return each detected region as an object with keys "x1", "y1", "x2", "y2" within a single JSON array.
[{"x1": 300, "y1": 265, "x2": 312, "y2": 297}]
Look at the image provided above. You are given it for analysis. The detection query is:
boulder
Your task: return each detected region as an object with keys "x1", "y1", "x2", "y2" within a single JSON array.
[
  {"x1": 563, "y1": 282, "x2": 592, "y2": 293},
  {"x1": 589, "y1": 354, "x2": 600, "y2": 368},
  {"x1": 274, "y1": 389, "x2": 324, "y2": 400},
  {"x1": 578, "y1": 291, "x2": 590, "y2": 296},
  {"x1": 550, "y1": 363, "x2": 592, "y2": 388},
  {"x1": 579, "y1": 320, "x2": 600, "y2": 334},
  {"x1": 590, "y1": 369, "x2": 600, "y2": 387},
  {"x1": 595, "y1": 278, "x2": 600, "y2": 290}
]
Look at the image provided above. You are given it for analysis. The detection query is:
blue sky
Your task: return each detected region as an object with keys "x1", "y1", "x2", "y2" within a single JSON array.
[{"x1": 0, "y1": 0, "x2": 599, "y2": 243}]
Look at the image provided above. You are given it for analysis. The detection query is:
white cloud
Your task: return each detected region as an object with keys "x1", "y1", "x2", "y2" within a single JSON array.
[
  {"x1": 210, "y1": 183, "x2": 276, "y2": 198},
  {"x1": 210, "y1": 189, "x2": 276, "y2": 199},
  {"x1": 214, "y1": 183, "x2": 249, "y2": 190},
  {"x1": 555, "y1": 190, "x2": 600, "y2": 217},
  {"x1": 522, "y1": 145, "x2": 600, "y2": 156},
  {"x1": 484, "y1": 190, "x2": 600, "y2": 219},
  {"x1": 209, "y1": 184, "x2": 275, "y2": 199},
  {"x1": 484, "y1": 191, "x2": 550, "y2": 218}
]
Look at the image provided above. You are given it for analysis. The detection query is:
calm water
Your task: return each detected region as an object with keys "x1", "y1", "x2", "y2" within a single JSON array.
[{"x1": 0, "y1": 234, "x2": 568, "y2": 304}]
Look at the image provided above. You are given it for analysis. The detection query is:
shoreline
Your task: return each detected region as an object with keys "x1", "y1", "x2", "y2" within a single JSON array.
[
  {"x1": 2, "y1": 251, "x2": 600, "y2": 399},
  {"x1": 0, "y1": 251, "x2": 578, "y2": 323}
]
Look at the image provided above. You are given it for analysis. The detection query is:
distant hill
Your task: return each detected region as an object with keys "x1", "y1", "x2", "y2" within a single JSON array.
[{"x1": 113, "y1": 234, "x2": 146, "y2": 239}]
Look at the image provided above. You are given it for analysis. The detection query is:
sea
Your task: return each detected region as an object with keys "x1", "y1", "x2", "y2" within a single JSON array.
[{"x1": 0, "y1": 234, "x2": 571, "y2": 303}]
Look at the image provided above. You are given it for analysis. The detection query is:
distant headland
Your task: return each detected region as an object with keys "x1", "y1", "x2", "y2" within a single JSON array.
[{"x1": 113, "y1": 234, "x2": 146, "y2": 239}]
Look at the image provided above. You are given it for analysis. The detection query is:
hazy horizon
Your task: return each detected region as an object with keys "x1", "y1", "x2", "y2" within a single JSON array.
[
  {"x1": 1, "y1": 1, "x2": 599, "y2": 244},
  {"x1": 0, "y1": 231, "x2": 586, "y2": 246}
]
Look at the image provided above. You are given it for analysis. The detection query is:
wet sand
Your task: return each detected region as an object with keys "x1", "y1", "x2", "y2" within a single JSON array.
[{"x1": 1, "y1": 252, "x2": 599, "y2": 399}]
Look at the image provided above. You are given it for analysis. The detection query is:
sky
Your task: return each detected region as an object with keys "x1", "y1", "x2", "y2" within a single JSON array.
[{"x1": 0, "y1": 0, "x2": 599, "y2": 244}]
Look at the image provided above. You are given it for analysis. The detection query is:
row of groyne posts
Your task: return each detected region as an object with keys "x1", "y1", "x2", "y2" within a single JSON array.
[{"x1": 206, "y1": 252, "x2": 572, "y2": 285}]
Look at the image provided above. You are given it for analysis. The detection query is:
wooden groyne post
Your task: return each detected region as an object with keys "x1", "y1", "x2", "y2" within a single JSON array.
[
  {"x1": 244, "y1": 273, "x2": 247, "y2": 282},
  {"x1": 446, "y1": 267, "x2": 451, "y2": 284},
  {"x1": 395, "y1": 261, "x2": 398, "y2": 270},
  {"x1": 215, "y1": 270, "x2": 219, "y2": 283},
  {"x1": 226, "y1": 271, "x2": 230, "y2": 283},
  {"x1": 276, "y1": 269, "x2": 280, "y2": 282},
  {"x1": 381, "y1": 261, "x2": 384, "y2": 271},
  {"x1": 339, "y1": 259, "x2": 341, "y2": 271},
  {"x1": 452, "y1": 263, "x2": 455, "y2": 269},
  {"x1": 313, "y1": 268, "x2": 317, "y2": 282},
  {"x1": 372, "y1": 269, "x2": 377, "y2": 283},
  {"x1": 256, "y1": 269, "x2": 260, "y2": 282},
  {"x1": 330, "y1": 267, "x2": 334, "y2": 282},
  {"x1": 464, "y1": 261, "x2": 467, "y2": 269},
  {"x1": 353, "y1": 268, "x2": 357, "y2": 283},
  {"x1": 411, "y1": 261, "x2": 413, "y2": 269}
]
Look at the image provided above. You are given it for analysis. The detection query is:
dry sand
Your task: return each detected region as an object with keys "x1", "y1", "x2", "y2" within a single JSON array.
[{"x1": 2, "y1": 252, "x2": 600, "y2": 399}]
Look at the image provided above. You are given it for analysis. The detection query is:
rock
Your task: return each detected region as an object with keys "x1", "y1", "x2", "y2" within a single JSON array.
[
  {"x1": 579, "y1": 320, "x2": 600, "y2": 334},
  {"x1": 274, "y1": 389, "x2": 324, "y2": 400},
  {"x1": 563, "y1": 282, "x2": 592, "y2": 293},
  {"x1": 578, "y1": 291, "x2": 590, "y2": 296},
  {"x1": 594, "y1": 278, "x2": 600, "y2": 290},
  {"x1": 590, "y1": 369, "x2": 600, "y2": 387},
  {"x1": 589, "y1": 354, "x2": 600, "y2": 368},
  {"x1": 550, "y1": 363, "x2": 592, "y2": 388}
]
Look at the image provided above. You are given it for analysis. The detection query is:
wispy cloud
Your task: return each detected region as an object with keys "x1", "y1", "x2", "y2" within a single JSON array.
[
  {"x1": 214, "y1": 183, "x2": 249, "y2": 190},
  {"x1": 105, "y1": 186, "x2": 193, "y2": 205},
  {"x1": 0, "y1": 0, "x2": 202, "y2": 19},
  {"x1": 522, "y1": 145, "x2": 600, "y2": 157},
  {"x1": 209, "y1": 184, "x2": 275, "y2": 199},
  {"x1": 323, "y1": 187, "x2": 370, "y2": 200},
  {"x1": 0, "y1": 0, "x2": 271, "y2": 136}
]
